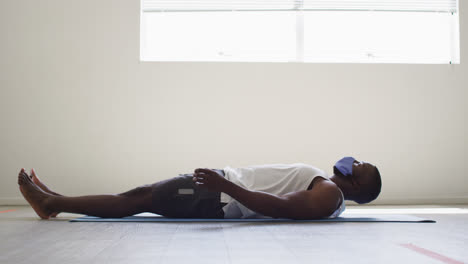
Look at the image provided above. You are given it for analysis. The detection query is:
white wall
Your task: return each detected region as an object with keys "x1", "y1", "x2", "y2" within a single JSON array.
[{"x1": 0, "y1": 0, "x2": 466, "y2": 205}]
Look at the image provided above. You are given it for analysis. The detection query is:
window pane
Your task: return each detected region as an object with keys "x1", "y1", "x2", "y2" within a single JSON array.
[
  {"x1": 303, "y1": 11, "x2": 457, "y2": 63},
  {"x1": 141, "y1": 11, "x2": 296, "y2": 62},
  {"x1": 140, "y1": 10, "x2": 459, "y2": 63}
]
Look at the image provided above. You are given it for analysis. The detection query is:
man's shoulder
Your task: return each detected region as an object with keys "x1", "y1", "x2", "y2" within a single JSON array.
[
  {"x1": 309, "y1": 178, "x2": 342, "y2": 205},
  {"x1": 313, "y1": 177, "x2": 340, "y2": 191},
  {"x1": 280, "y1": 180, "x2": 343, "y2": 219}
]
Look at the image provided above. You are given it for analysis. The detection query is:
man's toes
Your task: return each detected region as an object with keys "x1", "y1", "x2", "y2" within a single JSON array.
[
  {"x1": 21, "y1": 174, "x2": 28, "y2": 184},
  {"x1": 19, "y1": 171, "x2": 34, "y2": 186},
  {"x1": 31, "y1": 169, "x2": 41, "y2": 184},
  {"x1": 22, "y1": 171, "x2": 34, "y2": 184},
  {"x1": 18, "y1": 169, "x2": 24, "y2": 178},
  {"x1": 20, "y1": 171, "x2": 29, "y2": 182},
  {"x1": 18, "y1": 171, "x2": 26, "y2": 185}
]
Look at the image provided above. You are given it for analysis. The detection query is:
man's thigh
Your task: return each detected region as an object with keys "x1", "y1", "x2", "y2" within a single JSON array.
[{"x1": 150, "y1": 169, "x2": 226, "y2": 218}]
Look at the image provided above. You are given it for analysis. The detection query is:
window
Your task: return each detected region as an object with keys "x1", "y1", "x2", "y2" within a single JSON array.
[{"x1": 140, "y1": 0, "x2": 460, "y2": 64}]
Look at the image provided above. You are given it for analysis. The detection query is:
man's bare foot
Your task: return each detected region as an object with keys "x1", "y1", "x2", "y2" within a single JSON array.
[
  {"x1": 29, "y1": 169, "x2": 61, "y2": 217},
  {"x1": 29, "y1": 169, "x2": 62, "y2": 196},
  {"x1": 18, "y1": 168, "x2": 55, "y2": 219}
]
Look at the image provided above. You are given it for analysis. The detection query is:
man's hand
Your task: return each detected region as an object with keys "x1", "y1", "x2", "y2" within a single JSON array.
[{"x1": 193, "y1": 168, "x2": 229, "y2": 192}]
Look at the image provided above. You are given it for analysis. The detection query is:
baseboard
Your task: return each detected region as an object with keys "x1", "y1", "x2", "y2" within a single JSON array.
[
  {"x1": 0, "y1": 197, "x2": 29, "y2": 206},
  {"x1": 2, "y1": 196, "x2": 468, "y2": 206}
]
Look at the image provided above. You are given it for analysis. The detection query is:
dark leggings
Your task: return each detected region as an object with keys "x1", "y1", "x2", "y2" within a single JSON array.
[{"x1": 150, "y1": 169, "x2": 227, "y2": 218}]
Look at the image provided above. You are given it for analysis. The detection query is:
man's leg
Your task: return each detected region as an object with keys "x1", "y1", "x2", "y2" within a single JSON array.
[
  {"x1": 18, "y1": 169, "x2": 153, "y2": 219},
  {"x1": 151, "y1": 172, "x2": 226, "y2": 218}
]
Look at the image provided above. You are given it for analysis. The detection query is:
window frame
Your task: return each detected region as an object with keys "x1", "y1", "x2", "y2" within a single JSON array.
[{"x1": 140, "y1": 0, "x2": 460, "y2": 64}]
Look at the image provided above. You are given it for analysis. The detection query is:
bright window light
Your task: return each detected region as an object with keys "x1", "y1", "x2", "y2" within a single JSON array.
[
  {"x1": 302, "y1": 11, "x2": 458, "y2": 63},
  {"x1": 141, "y1": 12, "x2": 297, "y2": 62},
  {"x1": 140, "y1": 0, "x2": 460, "y2": 64}
]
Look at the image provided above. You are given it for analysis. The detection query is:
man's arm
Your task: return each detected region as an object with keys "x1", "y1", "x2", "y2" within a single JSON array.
[
  {"x1": 193, "y1": 168, "x2": 342, "y2": 219},
  {"x1": 223, "y1": 180, "x2": 288, "y2": 218},
  {"x1": 223, "y1": 180, "x2": 342, "y2": 219}
]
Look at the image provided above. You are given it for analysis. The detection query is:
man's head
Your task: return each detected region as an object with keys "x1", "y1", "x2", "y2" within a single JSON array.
[{"x1": 333, "y1": 157, "x2": 382, "y2": 204}]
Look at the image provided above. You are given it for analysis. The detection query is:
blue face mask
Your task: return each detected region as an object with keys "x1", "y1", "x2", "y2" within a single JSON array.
[{"x1": 334, "y1": 157, "x2": 356, "y2": 177}]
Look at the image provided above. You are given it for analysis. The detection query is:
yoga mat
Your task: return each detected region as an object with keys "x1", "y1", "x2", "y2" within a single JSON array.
[{"x1": 70, "y1": 213, "x2": 435, "y2": 223}]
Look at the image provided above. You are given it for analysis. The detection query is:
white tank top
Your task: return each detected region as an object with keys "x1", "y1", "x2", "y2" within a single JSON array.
[{"x1": 220, "y1": 163, "x2": 346, "y2": 219}]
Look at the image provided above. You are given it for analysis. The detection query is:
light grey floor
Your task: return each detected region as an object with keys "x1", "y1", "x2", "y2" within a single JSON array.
[{"x1": 1, "y1": 205, "x2": 467, "y2": 264}]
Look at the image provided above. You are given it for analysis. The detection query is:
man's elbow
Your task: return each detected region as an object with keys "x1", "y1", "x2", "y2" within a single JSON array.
[
  {"x1": 271, "y1": 205, "x2": 311, "y2": 220},
  {"x1": 277, "y1": 204, "x2": 333, "y2": 220},
  {"x1": 274, "y1": 192, "x2": 338, "y2": 220},
  {"x1": 267, "y1": 198, "x2": 294, "y2": 219}
]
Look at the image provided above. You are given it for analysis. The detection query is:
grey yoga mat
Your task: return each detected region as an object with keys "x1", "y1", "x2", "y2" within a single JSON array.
[{"x1": 70, "y1": 213, "x2": 435, "y2": 223}]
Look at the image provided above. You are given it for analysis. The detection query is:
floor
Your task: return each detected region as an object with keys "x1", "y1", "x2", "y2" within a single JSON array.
[{"x1": 1, "y1": 205, "x2": 467, "y2": 264}]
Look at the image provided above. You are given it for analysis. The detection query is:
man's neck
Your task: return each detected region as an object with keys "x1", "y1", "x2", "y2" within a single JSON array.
[{"x1": 329, "y1": 174, "x2": 353, "y2": 200}]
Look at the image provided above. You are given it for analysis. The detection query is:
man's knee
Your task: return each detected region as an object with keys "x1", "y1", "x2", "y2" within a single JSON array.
[{"x1": 118, "y1": 184, "x2": 152, "y2": 198}]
